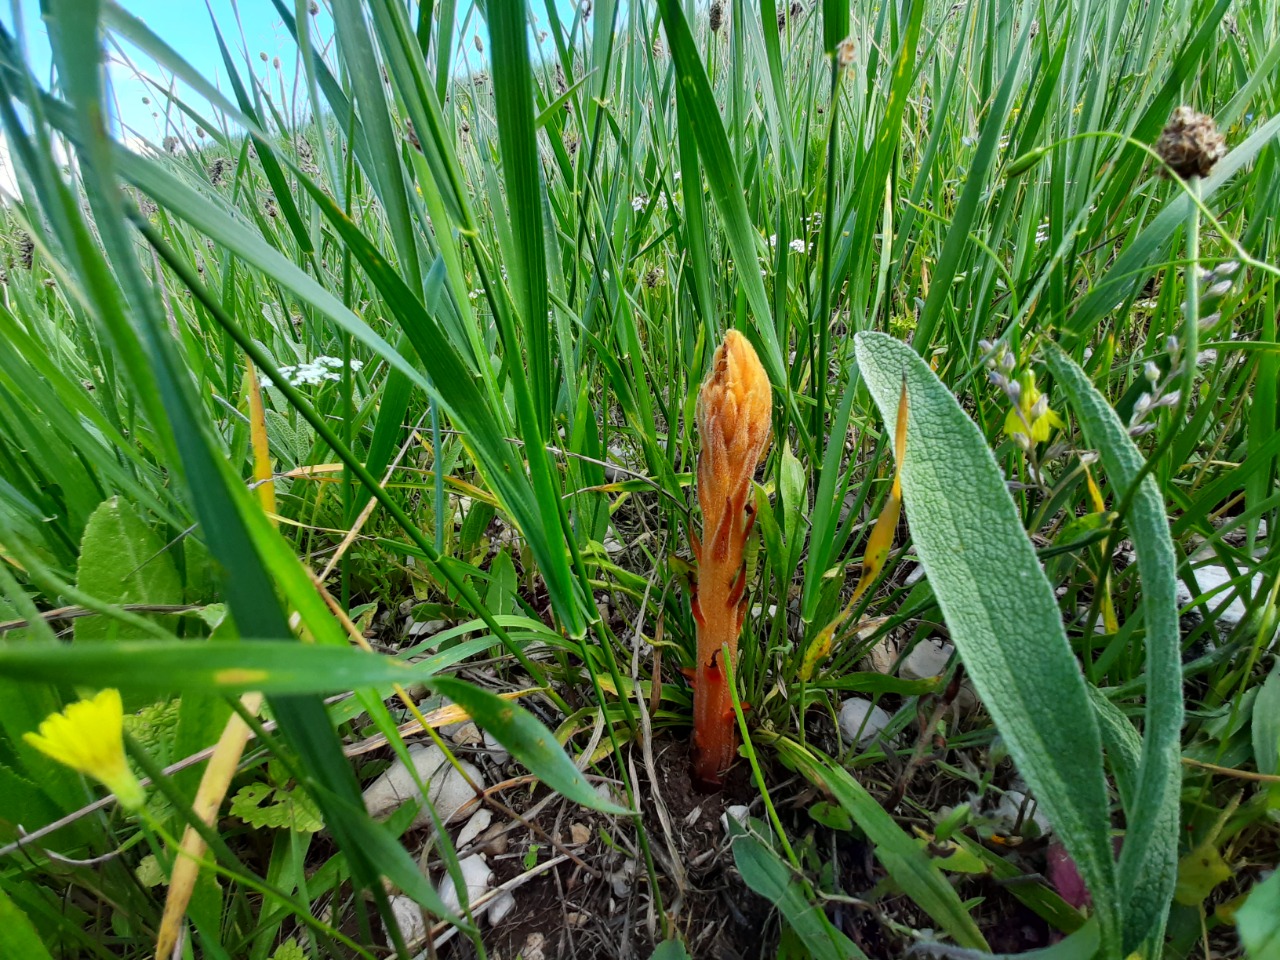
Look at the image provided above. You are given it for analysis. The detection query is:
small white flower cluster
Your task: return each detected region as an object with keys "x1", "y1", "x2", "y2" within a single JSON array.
[
  {"x1": 268, "y1": 356, "x2": 364, "y2": 388},
  {"x1": 789, "y1": 238, "x2": 809, "y2": 254},
  {"x1": 1128, "y1": 340, "x2": 1181, "y2": 437},
  {"x1": 631, "y1": 194, "x2": 648, "y2": 212}
]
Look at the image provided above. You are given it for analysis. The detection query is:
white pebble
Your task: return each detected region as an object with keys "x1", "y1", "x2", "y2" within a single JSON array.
[
  {"x1": 488, "y1": 889, "x2": 517, "y2": 925},
  {"x1": 456, "y1": 808, "x2": 493, "y2": 849},
  {"x1": 721, "y1": 804, "x2": 750, "y2": 834},
  {"x1": 483, "y1": 729, "x2": 510, "y2": 765},
  {"x1": 1176, "y1": 565, "x2": 1265, "y2": 632},
  {"x1": 900, "y1": 639, "x2": 954, "y2": 680},
  {"x1": 362, "y1": 743, "x2": 483, "y2": 828},
  {"x1": 992, "y1": 790, "x2": 1052, "y2": 836},
  {"x1": 838, "y1": 698, "x2": 892, "y2": 746},
  {"x1": 383, "y1": 894, "x2": 426, "y2": 947},
  {"x1": 438, "y1": 854, "x2": 493, "y2": 913}
]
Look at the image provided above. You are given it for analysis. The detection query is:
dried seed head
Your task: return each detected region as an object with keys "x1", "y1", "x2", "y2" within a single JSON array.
[
  {"x1": 709, "y1": 0, "x2": 724, "y2": 33},
  {"x1": 1155, "y1": 106, "x2": 1226, "y2": 179},
  {"x1": 207, "y1": 157, "x2": 231, "y2": 185},
  {"x1": 643, "y1": 266, "x2": 665, "y2": 288},
  {"x1": 16, "y1": 229, "x2": 33, "y2": 270},
  {"x1": 836, "y1": 37, "x2": 856, "y2": 69}
]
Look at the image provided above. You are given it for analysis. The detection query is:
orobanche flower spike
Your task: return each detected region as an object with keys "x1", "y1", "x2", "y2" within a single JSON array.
[
  {"x1": 24, "y1": 688, "x2": 146, "y2": 811},
  {"x1": 690, "y1": 330, "x2": 772, "y2": 789}
]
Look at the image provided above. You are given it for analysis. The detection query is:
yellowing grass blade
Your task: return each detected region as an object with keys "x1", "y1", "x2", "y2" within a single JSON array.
[
  {"x1": 245, "y1": 359, "x2": 275, "y2": 520},
  {"x1": 800, "y1": 380, "x2": 908, "y2": 681},
  {"x1": 155, "y1": 693, "x2": 263, "y2": 959}
]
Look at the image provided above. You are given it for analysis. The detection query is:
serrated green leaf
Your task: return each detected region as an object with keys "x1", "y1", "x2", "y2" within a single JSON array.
[
  {"x1": 74, "y1": 497, "x2": 181, "y2": 643},
  {"x1": 231, "y1": 783, "x2": 323, "y2": 833},
  {"x1": 854, "y1": 331, "x2": 1117, "y2": 953},
  {"x1": 270, "y1": 939, "x2": 307, "y2": 960}
]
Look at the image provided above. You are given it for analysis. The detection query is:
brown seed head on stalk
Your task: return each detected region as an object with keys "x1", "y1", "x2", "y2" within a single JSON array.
[
  {"x1": 1155, "y1": 106, "x2": 1226, "y2": 180},
  {"x1": 690, "y1": 331, "x2": 771, "y2": 789},
  {"x1": 709, "y1": 0, "x2": 724, "y2": 33}
]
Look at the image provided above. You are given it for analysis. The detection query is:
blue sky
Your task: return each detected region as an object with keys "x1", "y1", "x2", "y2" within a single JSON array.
[{"x1": 0, "y1": 0, "x2": 507, "y2": 144}]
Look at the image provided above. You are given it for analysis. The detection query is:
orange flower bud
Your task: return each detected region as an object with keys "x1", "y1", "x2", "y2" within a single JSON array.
[{"x1": 691, "y1": 331, "x2": 772, "y2": 788}]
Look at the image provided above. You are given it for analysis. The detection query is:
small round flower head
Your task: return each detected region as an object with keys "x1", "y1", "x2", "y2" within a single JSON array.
[
  {"x1": 1144, "y1": 360, "x2": 1161, "y2": 383},
  {"x1": 1166, "y1": 335, "x2": 1180, "y2": 356},
  {"x1": 24, "y1": 689, "x2": 145, "y2": 811},
  {"x1": 1155, "y1": 106, "x2": 1226, "y2": 179}
]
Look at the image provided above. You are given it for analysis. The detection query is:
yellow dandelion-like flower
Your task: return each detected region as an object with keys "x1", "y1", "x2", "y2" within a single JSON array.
[
  {"x1": 1004, "y1": 372, "x2": 1064, "y2": 444},
  {"x1": 23, "y1": 689, "x2": 145, "y2": 811}
]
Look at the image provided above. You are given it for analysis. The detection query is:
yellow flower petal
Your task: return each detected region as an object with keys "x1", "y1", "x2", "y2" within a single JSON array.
[{"x1": 23, "y1": 689, "x2": 145, "y2": 810}]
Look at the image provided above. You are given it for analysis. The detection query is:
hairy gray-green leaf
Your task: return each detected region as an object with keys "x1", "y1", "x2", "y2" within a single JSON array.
[
  {"x1": 854, "y1": 332, "x2": 1118, "y2": 953},
  {"x1": 1046, "y1": 343, "x2": 1182, "y2": 952}
]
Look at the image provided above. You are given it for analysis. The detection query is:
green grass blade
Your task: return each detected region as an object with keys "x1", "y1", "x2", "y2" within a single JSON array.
[{"x1": 657, "y1": 0, "x2": 787, "y2": 392}]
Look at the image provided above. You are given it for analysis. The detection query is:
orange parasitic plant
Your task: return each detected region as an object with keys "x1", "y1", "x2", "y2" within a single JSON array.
[{"x1": 689, "y1": 330, "x2": 772, "y2": 789}]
